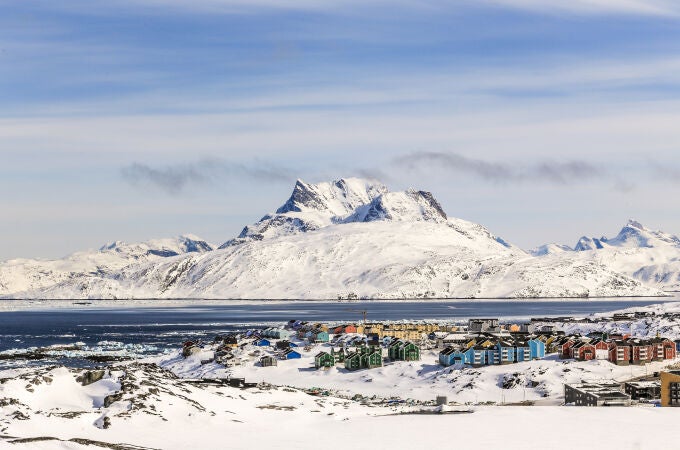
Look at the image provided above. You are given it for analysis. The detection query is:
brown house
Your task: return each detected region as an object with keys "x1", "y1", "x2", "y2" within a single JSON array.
[{"x1": 660, "y1": 371, "x2": 680, "y2": 407}]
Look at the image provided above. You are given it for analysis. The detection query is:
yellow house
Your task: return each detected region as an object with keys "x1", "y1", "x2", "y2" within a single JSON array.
[{"x1": 660, "y1": 371, "x2": 680, "y2": 407}]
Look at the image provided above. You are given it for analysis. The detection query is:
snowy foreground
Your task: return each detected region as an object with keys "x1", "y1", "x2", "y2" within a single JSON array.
[
  {"x1": 1, "y1": 361, "x2": 679, "y2": 450},
  {"x1": 4, "y1": 304, "x2": 680, "y2": 450}
]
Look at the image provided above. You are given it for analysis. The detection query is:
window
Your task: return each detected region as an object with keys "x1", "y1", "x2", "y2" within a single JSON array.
[{"x1": 669, "y1": 382, "x2": 680, "y2": 406}]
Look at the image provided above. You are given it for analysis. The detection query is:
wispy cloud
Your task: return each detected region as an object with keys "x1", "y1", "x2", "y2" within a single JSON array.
[
  {"x1": 651, "y1": 163, "x2": 680, "y2": 184},
  {"x1": 35, "y1": 0, "x2": 680, "y2": 16},
  {"x1": 481, "y1": 0, "x2": 680, "y2": 16},
  {"x1": 121, "y1": 158, "x2": 293, "y2": 194},
  {"x1": 392, "y1": 151, "x2": 603, "y2": 184}
]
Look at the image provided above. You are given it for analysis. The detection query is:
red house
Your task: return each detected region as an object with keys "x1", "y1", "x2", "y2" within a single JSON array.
[
  {"x1": 650, "y1": 338, "x2": 676, "y2": 361},
  {"x1": 591, "y1": 339, "x2": 611, "y2": 360},
  {"x1": 333, "y1": 324, "x2": 357, "y2": 334},
  {"x1": 559, "y1": 339, "x2": 577, "y2": 359},
  {"x1": 629, "y1": 340, "x2": 653, "y2": 365},
  {"x1": 609, "y1": 341, "x2": 632, "y2": 366},
  {"x1": 573, "y1": 342, "x2": 597, "y2": 361}
]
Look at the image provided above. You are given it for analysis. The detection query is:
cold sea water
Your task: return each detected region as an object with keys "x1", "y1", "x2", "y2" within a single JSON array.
[{"x1": 0, "y1": 298, "x2": 674, "y2": 369}]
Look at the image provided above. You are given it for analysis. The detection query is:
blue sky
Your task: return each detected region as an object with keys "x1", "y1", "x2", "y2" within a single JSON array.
[{"x1": 2, "y1": 0, "x2": 680, "y2": 259}]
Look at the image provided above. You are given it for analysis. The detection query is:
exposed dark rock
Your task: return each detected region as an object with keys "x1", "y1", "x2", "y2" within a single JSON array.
[{"x1": 78, "y1": 370, "x2": 106, "y2": 386}]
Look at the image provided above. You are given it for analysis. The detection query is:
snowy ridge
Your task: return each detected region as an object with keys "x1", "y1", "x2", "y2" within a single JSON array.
[
  {"x1": 0, "y1": 235, "x2": 214, "y2": 297},
  {"x1": 0, "y1": 178, "x2": 671, "y2": 299},
  {"x1": 532, "y1": 220, "x2": 680, "y2": 292}
]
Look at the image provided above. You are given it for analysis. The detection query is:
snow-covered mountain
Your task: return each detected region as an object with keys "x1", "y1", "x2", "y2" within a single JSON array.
[
  {"x1": 531, "y1": 220, "x2": 680, "y2": 292},
  {"x1": 529, "y1": 243, "x2": 573, "y2": 256},
  {"x1": 0, "y1": 235, "x2": 214, "y2": 297},
  {"x1": 0, "y1": 178, "x2": 662, "y2": 300}
]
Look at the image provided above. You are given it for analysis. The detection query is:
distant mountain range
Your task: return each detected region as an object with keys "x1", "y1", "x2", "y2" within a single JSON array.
[{"x1": 1, "y1": 178, "x2": 676, "y2": 299}]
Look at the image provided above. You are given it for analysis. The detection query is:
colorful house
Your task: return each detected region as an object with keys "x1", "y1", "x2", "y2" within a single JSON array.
[
  {"x1": 609, "y1": 341, "x2": 631, "y2": 365},
  {"x1": 311, "y1": 330, "x2": 330, "y2": 343},
  {"x1": 283, "y1": 349, "x2": 301, "y2": 359},
  {"x1": 255, "y1": 339, "x2": 271, "y2": 347},
  {"x1": 389, "y1": 340, "x2": 420, "y2": 361},
  {"x1": 344, "y1": 346, "x2": 383, "y2": 371},
  {"x1": 528, "y1": 339, "x2": 546, "y2": 359},
  {"x1": 471, "y1": 346, "x2": 487, "y2": 367},
  {"x1": 344, "y1": 352, "x2": 363, "y2": 371},
  {"x1": 361, "y1": 347, "x2": 383, "y2": 368},
  {"x1": 439, "y1": 347, "x2": 473, "y2": 366},
  {"x1": 496, "y1": 341, "x2": 515, "y2": 364},
  {"x1": 314, "y1": 351, "x2": 335, "y2": 369},
  {"x1": 650, "y1": 338, "x2": 677, "y2": 361},
  {"x1": 514, "y1": 341, "x2": 531, "y2": 362},
  {"x1": 573, "y1": 342, "x2": 597, "y2": 361}
]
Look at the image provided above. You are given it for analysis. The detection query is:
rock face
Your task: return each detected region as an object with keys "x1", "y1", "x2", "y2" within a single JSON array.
[
  {"x1": 0, "y1": 179, "x2": 670, "y2": 299},
  {"x1": 78, "y1": 370, "x2": 106, "y2": 386}
]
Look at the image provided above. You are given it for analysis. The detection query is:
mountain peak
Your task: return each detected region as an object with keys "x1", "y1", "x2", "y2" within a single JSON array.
[
  {"x1": 275, "y1": 177, "x2": 388, "y2": 217},
  {"x1": 625, "y1": 219, "x2": 645, "y2": 230}
]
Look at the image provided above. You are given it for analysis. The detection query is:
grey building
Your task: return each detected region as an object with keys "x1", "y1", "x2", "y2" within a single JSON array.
[
  {"x1": 468, "y1": 319, "x2": 500, "y2": 333},
  {"x1": 564, "y1": 382, "x2": 631, "y2": 407},
  {"x1": 624, "y1": 381, "x2": 661, "y2": 400}
]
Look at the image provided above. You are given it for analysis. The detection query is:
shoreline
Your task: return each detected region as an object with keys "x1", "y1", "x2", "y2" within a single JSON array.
[{"x1": 0, "y1": 296, "x2": 676, "y2": 313}]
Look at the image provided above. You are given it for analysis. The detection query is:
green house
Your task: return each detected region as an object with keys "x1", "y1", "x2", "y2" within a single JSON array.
[
  {"x1": 362, "y1": 349, "x2": 383, "y2": 368},
  {"x1": 344, "y1": 346, "x2": 383, "y2": 371},
  {"x1": 344, "y1": 352, "x2": 362, "y2": 371},
  {"x1": 334, "y1": 347, "x2": 345, "y2": 363},
  {"x1": 314, "y1": 351, "x2": 335, "y2": 369},
  {"x1": 388, "y1": 340, "x2": 421, "y2": 361},
  {"x1": 398, "y1": 341, "x2": 420, "y2": 361},
  {"x1": 388, "y1": 339, "x2": 404, "y2": 360}
]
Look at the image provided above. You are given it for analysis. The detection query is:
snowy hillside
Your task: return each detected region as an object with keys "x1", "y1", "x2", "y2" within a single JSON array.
[
  {"x1": 0, "y1": 235, "x2": 214, "y2": 297},
  {"x1": 532, "y1": 220, "x2": 680, "y2": 292},
  {"x1": 1, "y1": 177, "x2": 662, "y2": 300},
  {"x1": 4, "y1": 362, "x2": 680, "y2": 450}
]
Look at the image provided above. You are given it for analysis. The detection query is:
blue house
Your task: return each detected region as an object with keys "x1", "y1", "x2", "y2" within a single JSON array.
[
  {"x1": 471, "y1": 346, "x2": 487, "y2": 366},
  {"x1": 528, "y1": 339, "x2": 545, "y2": 359},
  {"x1": 284, "y1": 349, "x2": 302, "y2": 359},
  {"x1": 439, "y1": 347, "x2": 473, "y2": 366},
  {"x1": 514, "y1": 341, "x2": 531, "y2": 362},
  {"x1": 486, "y1": 347, "x2": 499, "y2": 365},
  {"x1": 255, "y1": 338, "x2": 271, "y2": 347},
  {"x1": 496, "y1": 341, "x2": 515, "y2": 364},
  {"x1": 312, "y1": 331, "x2": 330, "y2": 343}
]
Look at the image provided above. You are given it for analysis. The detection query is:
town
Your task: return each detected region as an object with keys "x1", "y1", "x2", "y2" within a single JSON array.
[{"x1": 177, "y1": 316, "x2": 680, "y2": 408}]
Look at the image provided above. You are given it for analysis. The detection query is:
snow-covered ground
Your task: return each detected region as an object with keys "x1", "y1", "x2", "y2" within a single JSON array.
[
  {"x1": 1, "y1": 362, "x2": 679, "y2": 450},
  {"x1": 4, "y1": 300, "x2": 680, "y2": 449}
]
